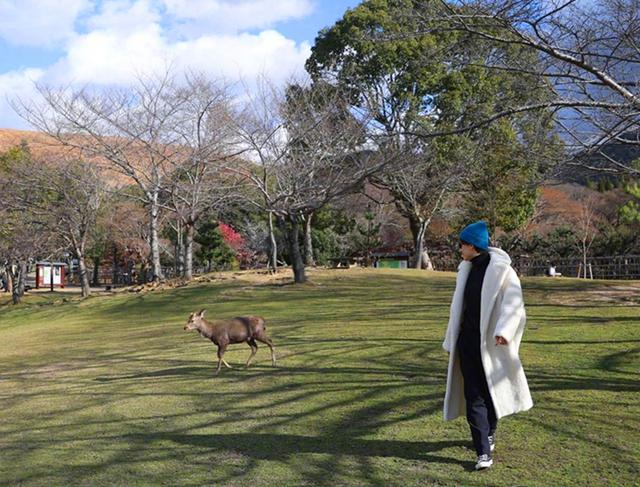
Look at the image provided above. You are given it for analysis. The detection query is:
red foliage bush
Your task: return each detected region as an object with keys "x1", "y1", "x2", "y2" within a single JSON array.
[{"x1": 218, "y1": 222, "x2": 251, "y2": 268}]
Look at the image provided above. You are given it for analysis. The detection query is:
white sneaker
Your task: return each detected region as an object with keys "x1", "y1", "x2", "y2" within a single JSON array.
[
  {"x1": 489, "y1": 434, "x2": 496, "y2": 452},
  {"x1": 475, "y1": 454, "x2": 493, "y2": 470}
]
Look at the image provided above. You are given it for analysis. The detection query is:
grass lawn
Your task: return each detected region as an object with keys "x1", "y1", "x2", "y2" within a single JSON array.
[{"x1": 0, "y1": 268, "x2": 638, "y2": 486}]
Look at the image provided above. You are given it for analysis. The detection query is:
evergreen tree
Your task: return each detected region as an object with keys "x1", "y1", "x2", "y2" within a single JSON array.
[{"x1": 194, "y1": 221, "x2": 236, "y2": 271}]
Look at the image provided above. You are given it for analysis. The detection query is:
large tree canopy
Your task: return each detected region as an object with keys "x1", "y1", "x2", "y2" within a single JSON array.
[{"x1": 306, "y1": 0, "x2": 560, "y2": 258}]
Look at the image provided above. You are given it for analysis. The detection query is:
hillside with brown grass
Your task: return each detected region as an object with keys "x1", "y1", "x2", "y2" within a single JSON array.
[
  {"x1": 0, "y1": 128, "x2": 65, "y2": 158},
  {"x1": 0, "y1": 128, "x2": 141, "y2": 186},
  {"x1": 1, "y1": 129, "x2": 627, "y2": 239}
]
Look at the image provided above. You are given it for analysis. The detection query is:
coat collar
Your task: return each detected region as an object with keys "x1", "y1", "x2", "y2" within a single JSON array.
[{"x1": 457, "y1": 247, "x2": 512, "y2": 335}]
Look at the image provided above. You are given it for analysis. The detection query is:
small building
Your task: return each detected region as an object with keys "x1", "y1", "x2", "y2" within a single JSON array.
[
  {"x1": 35, "y1": 262, "x2": 66, "y2": 289},
  {"x1": 373, "y1": 251, "x2": 411, "y2": 269}
]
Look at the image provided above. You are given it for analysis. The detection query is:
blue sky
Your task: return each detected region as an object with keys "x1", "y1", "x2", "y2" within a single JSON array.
[{"x1": 0, "y1": 0, "x2": 362, "y2": 129}]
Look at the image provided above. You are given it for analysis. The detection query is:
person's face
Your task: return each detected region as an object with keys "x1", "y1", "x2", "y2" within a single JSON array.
[{"x1": 460, "y1": 242, "x2": 480, "y2": 261}]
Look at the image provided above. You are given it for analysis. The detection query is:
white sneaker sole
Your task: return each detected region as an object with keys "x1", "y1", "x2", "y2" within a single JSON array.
[{"x1": 475, "y1": 459, "x2": 493, "y2": 470}]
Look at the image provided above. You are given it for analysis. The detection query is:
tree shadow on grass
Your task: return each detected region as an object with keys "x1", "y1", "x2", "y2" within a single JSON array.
[
  {"x1": 131, "y1": 431, "x2": 470, "y2": 466},
  {"x1": 527, "y1": 370, "x2": 640, "y2": 393},
  {"x1": 93, "y1": 363, "x2": 446, "y2": 384},
  {"x1": 94, "y1": 361, "x2": 446, "y2": 383},
  {"x1": 94, "y1": 366, "x2": 213, "y2": 382},
  {"x1": 526, "y1": 339, "x2": 640, "y2": 345}
]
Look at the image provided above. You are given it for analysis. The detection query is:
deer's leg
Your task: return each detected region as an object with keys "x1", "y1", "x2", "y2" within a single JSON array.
[
  {"x1": 216, "y1": 343, "x2": 229, "y2": 375},
  {"x1": 256, "y1": 336, "x2": 276, "y2": 367},
  {"x1": 246, "y1": 338, "x2": 258, "y2": 368}
]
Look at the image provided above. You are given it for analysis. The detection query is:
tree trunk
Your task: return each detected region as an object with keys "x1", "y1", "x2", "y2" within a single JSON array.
[
  {"x1": 582, "y1": 241, "x2": 588, "y2": 279},
  {"x1": 11, "y1": 286, "x2": 20, "y2": 305},
  {"x1": 77, "y1": 253, "x2": 91, "y2": 297},
  {"x1": 112, "y1": 244, "x2": 119, "y2": 286},
  {"x1": 303, "y1": 212, "x2": 315, "y2": 266},
  {"x1": 6, "y1": 266, "x2": 14, "y2": 295},
  {"x1": 268, "y1": 211, "x2": 278, "y2": 273},
  {"x1": 421, "y1": 249, "x2": 434, "y2": 270},
  {"x1": 92, "y1": 257, "x2": 100, "y2": 286},
  {"x1": 288, "y1": 214, "x2": 306, "y2": 283},
  {"x1": 149, "y1": 195, "x2": 164, "y2": 281},
  {"x1": 6, "y1": 266, "x2": 16, "y2": 304},
  {"x1": 184, "y1": 222, "x2": 195, "y2": 280},
  {"x1": 175, "y1": 219, "x2": 185, "y2": 277},
  {"x1": 140, "y1": 261, "x2": 149, "y2": 283},
  {"x1": 409, "y1": 216, "x2": 429, "y2": 269},
  {"x1": 12, "y1": 262, "x2": 26, "y2": 305}
]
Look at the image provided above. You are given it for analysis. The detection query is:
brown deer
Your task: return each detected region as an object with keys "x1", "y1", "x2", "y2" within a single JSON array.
[{"x1": 184, "y1": 309, "x2": 276, "y2": 374}]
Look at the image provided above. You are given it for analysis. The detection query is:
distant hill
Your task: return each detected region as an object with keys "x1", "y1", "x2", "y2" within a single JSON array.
[
  {"x1": 557, "y1": 133, "x2": 640, "y2": 184},
  {"x1": 0, "y1": 128, "x2": 148, "y2": 186},
  {"x1": 0, "y1": 128, "x2": 64, "y2": 158},
  {"x1": 1, "y1": 128, "x2": 630, "y2": 240}
]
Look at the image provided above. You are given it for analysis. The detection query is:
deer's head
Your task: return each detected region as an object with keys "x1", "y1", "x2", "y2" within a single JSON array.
[{"x1": 184, "y1": 309, "x2": 206, "y2": 331}]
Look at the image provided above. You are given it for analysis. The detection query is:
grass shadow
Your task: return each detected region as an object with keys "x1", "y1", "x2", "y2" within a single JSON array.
[{"x1": 134, "y1": 432, "x2": 470, "y2": 466}]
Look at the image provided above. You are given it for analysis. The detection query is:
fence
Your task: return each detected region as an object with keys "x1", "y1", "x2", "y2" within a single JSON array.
[
  {"x1": 433, "y1": 253, "x2": 640, "y2": 280},
  {"x1": 513, "y1": 255, "x2": 640, "y2": 280},
  {"x1": 91, "y1": 266, "x2": 210, "y2": 287}
]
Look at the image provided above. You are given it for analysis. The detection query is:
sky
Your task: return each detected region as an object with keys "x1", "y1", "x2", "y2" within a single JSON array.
[{"x1": 0, "y1": 0, "x2": 361, "y2": 129}]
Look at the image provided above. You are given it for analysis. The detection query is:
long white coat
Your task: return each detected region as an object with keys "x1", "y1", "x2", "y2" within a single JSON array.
[{"x1": 442, "y1": 247, "x2": 533, "y2": 421}]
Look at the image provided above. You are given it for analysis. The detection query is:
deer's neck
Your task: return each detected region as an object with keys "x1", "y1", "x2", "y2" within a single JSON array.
[{"x1": 196, "y1": 323, "x2": 213, "y2": 339}]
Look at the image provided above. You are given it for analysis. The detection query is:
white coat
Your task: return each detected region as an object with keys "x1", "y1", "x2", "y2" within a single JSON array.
[{"x1": 442, "y1": 247, "x2": 533, "y2": 421}]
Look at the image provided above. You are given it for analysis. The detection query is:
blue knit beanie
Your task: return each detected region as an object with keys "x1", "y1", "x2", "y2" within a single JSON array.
[{"x1": 460, "y1": 221, "x2": 489, "y2": 251}]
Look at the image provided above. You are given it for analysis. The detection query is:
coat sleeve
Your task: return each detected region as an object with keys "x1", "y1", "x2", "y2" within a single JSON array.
[
  {"x1": 443, "y1": 318, "x2": 453, "y2": 352},
  {"x1": 493, "y1": 268, "x2": 525, "y2": 343},
  {"x1": 443, "y1": 262, "x2": 467, "y2": 352},
  {"x1": 442, "y1": 274, "x2": 460, "y2": 352}
]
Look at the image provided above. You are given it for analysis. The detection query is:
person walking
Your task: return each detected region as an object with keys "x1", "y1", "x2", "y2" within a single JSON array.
[{"x1": 442, "y1": 221, "x2": 533, "y2": 470}]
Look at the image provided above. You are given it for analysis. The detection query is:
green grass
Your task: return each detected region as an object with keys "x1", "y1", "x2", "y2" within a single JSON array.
[{"x1": 0, "y1": 268, "x2": 638, "y2": 486}]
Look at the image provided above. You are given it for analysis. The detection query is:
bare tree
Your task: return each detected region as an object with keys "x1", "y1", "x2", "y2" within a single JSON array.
[
  {"x1": 0, "y1": 220, "x2": 55, "y2": 304},
  {"x1": 0, "y1": 188, "x2": 58, "y2": 304},
  {"x1": 575, "y1": 194, "x2": 599, "y2": 278},
  {"x1": 14, "y1": 71, "x2": 203, "y2": 280},
  {"x1": 408, "y1": 0, "x2": 640, "y2": 174},
  {"x1": 164, "y1": 75, "x2": 245, "y2": 279},
  {"x1": 102, "y1": 196, "x2": 154, "y2": 284},
  {"x1": 234, "y1": 80, "x2": 389, "y2": 283},
  {"x1": 2, "y1": 153, "x2": 107, "y2": 297},
  {"x1": 370, "y1": 143, "x2": 465, "y2": 269}
]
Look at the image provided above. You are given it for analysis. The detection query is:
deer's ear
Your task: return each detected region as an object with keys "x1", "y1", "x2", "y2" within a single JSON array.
[{"x1": 198, "y1": 309, "x2": 206, "y2": 317}]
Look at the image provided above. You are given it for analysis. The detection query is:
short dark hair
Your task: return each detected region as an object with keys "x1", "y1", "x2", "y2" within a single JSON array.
[{"x1": 460, "y1": 239, "x2": 486, "y2": 253}]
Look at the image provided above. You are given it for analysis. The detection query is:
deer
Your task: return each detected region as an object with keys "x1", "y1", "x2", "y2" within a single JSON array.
[{"x1": 183, "y1": 309, "x2": 276, "y2": 374}]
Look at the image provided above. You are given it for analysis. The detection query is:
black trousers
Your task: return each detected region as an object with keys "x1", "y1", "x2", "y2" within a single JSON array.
[{"x1": 457, "y1": 331, "x2": 497, "y2": 456}]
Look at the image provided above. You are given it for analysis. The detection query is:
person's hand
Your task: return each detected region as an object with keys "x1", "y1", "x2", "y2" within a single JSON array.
[{"x1": 495, "y1": 336, "x2": 508, "y2": 346}]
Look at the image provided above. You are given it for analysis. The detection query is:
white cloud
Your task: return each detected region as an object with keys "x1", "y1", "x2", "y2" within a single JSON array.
[
  {"x1": 0, "y1": 0, "x2": 90, "y2": 47},
  {"x1": 86, "y1": 0, "x2": 161, "y2": 34},
  {"x1": 56, "y1": 25, "x2": 168, "y2": 85},
  {"x1": 0, "y1": 0, "x2": 316, "y2": 128},
  {"x1": 0, "y1": 67, "x2": 44, "y2": 97},
  {"x1": 0, "y1": 68, "x2": 44, "y2": 128},
  {"x1": 162, "y1": 0, "x2": 315, "y2": 35},
  {"x1": 170, "y1": 31, "x2": 311, "y2": 84},
  {"x1": 54, "y1": 24, "x2": 310, "y2": 87}
]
